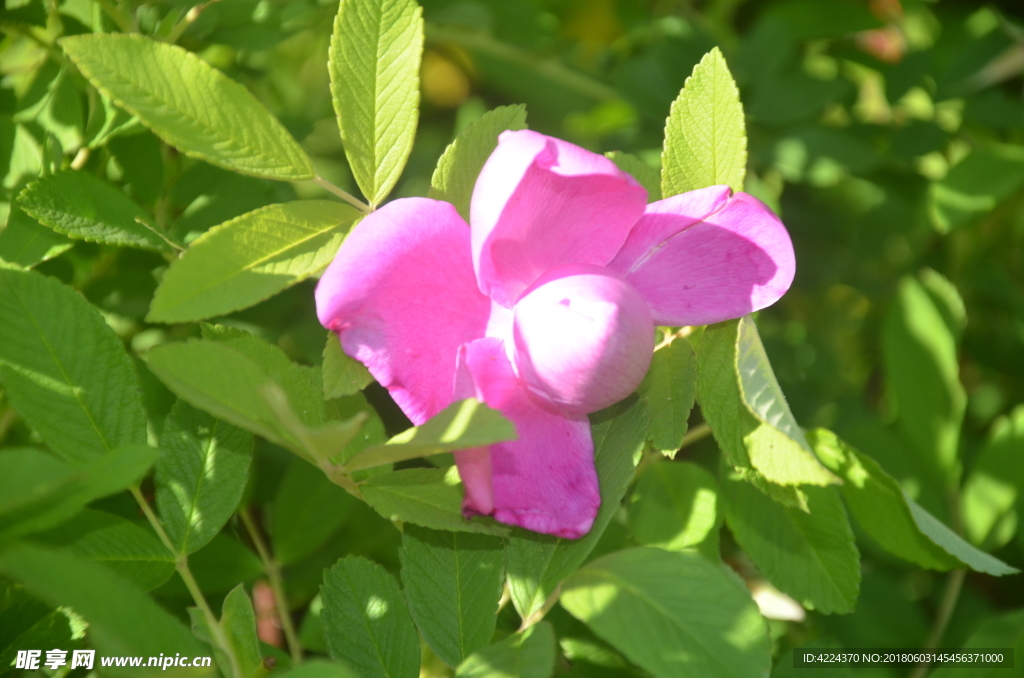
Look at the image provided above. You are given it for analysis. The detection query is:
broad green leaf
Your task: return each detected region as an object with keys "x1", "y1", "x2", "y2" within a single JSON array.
[
  {"x1": 905, "y1": 498, "x2": 1017, "y2": 576},
  {"x1": 809, "y1": 428, "x2": 968, "y2": 571},
  {"x1": 321, "y1": 556, "x2": 420, "y2": 678},
  {"x1": 329, "y1": 0, "x2": 423, "y2": 206},
  {"x1": 0, "y1": 603, "x2": 79, "y2": 678},
  {"x1": 697, "y1": 317, "x2": 838, "y2": 491},
  {"x1": 361, "y1": 466, "x2": 509, "y2": 536},
  {"x1": 628, "y1": 462, "x2": 721, "y2": 557},
  {"x1": 0, "y1": 118, "x2": 43, "y2": 190},
  {"x1": 662, "y1": 47, "x2": 746, "y2": 197},
  {"x1": 721, "y1": 469, "x2": 860, "y2": 614},
  {"x1": 0, "y1": 445, "x2": 157, "y2": 543},
  {"x1": 221, "y1": 585, "x2": 263, "y2": 678},
  {"x1": 0, "y1": 205, "x2": 73, "y2": 268},
  {"x1": 33, "y1": 509, "x2": 174, "y2": 591},
  {"x1": 428, "y1": 105, "x2": 527, "y2": 220},
  {"x1": 0, "y1": 267, "x2": 147, "y2": 462},
  {"x1": 155, "y1": 400, "x2": 253, "y2": 556},
  {"x1": 60, "y1": 34, "x2": 315, "y2": 181},
  {"x1": 145, "y1": 330, "x2": 339, "y2": 458},
  {"x1": 275, "y1": 660, "x2": 360, "y2": 678},
  {"x1": 929, "y1": 144, "x2": 1024, "y2": 232},
  {"x1": 18, "y1": 171, "x2": 176, "y2": 253},
  {"x1": 561, "y1": 547, "x2": 771, "y2": 678},
  {"x1": 961, "y1": 405, "x2": 1024, "y2": 550},
  {"x1": 272, "y1": 458, "x2": 356, "y2": 566},
  {"x1": 323, "y1": 332, "x2": 373, "y2": 399},
  {"x1": 148, "y1": 201, "x2": 359, "y2": 323},
  {"x1": 505, "y1": 395, "x2": 649, "y2": 619},
  {"x1": 883, "y1": 275, "x2": 965, "y2": 482},
  {"x1": 399, "y1": 526, "x2": 505, "y2": 667},
  {"x1": 638, "y1": 336, "x2": 696, "y2": 457},
  {"x1": 84, "y1": 91, "x2": 142, "y2": 149},
  {"x1": 346, "y1": 399, "x2": 516, "y2": 472},
  {"x1": 606, "y1": 151, "x2": 661, "y2": 201},
  {"x1": 0, "y1": 543, "x2": 214, "y2": 675},
  {"x1": 454, "y1": 622, "x2": 555, "y2": 678},
  {"x1": 919, "y1": 268, "x2": 966, "y2": 343}
]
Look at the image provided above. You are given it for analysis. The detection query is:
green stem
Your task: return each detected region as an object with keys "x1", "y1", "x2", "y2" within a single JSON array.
[
  {"x1": 908, "y1": 569, "x2": 966, "y2": 678},
  {"x1": 313, "y1": 176, "x2": 371, "y2": 213},
  {"x1": 426, "y1": 24, "x2": 620, "y2": 103},
  {"x1": 518, "y1": 584, "x2": 561, "y2": 632},
  {"x1": 239, "y1": 507, "x2": 303, "y2": 664},
  {"x1": 130, "y1": 486, "x2": 243, "y2": 678}
]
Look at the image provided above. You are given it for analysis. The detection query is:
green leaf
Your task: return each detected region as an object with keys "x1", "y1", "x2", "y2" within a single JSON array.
[
  {"x1": 961, "y1": 406, "x2": 1024, "y2": 550},
  {"x1": 346, "y1": 399, "x2": 516, "y2": 472},
  {"x1": 697, "y1": 316, "x2": 838, "y2": 490},
  {"x1": 721, "y1": 469, "x2": 860, "y2": 614},
  {"x1": 60, "y1": 34, "x2": 314, "y2": 181},
  {"x1": 148, "y1": 201, "x2": 359, "y2": 323},
  {"x1": 561, "y1": 547, "x2": 771, "y2": 678},
  {"x1": 505, "y1": 395, "x2": 649, "y2": 620},
  {"x1": 329, "y1": 0, "x2": 423, "y2": 206},
  {"x1": 0, "y1": 205, "x2": 74, "y2": 269},
  {"x1": 155, "y1": 400, "x2": 253, "y2": 556},
  {"x1": 605, "y1": 151, "x2": 661, "y2": 201},
  {"x1": 454, "y1": 622, "x2": 555, "y2": 678},
  {"x1": 18, "y1": 171, "x2": 176, "y2": 253},
  {"x1": 221, "y1": 585, "x2": 263, "y2": 678},
  {"x1": 661, "y1": 47, "x2": 746, "y2": 197},
  {"x1": 321, "y1": 555, "x2": 420, "y2": 678},
  {"x1": 638, "y1": 336, "x2": 696, "y2": 457},
  {"x1": 0, "y1": 604, "x2": 79, "y2": 678},
  {"x1": 628, "y1": 462, "x2": 721, "y2": 557},
  {"x1": 813, "y1": 430, "x2": 1018, "y2": 576},
  {"x1": 0, "y1": 543, "x2": 214, "y2": 673},
  {"x1": 275, "y1": 660, "x2": 359, "y2": 678},
  {"x1": 155, "y1": 533, "x2": 263, "y2": 596},
  {"x1": 0, "y1": 267, "x2": 147, "y2": 462},
  {"x1": 323, "y1": 332, "x2": 373, "y2": 399},
  {"x1": 399, "y1": 526, "x2": 505, "y2": 667},
  {"x1": 361, "y1": 466, "x2": 509, "y2": 536},
  {"x1": 145, "y1": 334, "x2": 329, "y2": 456},
  {"x1": 0, "y1": 445, "x2": 158, "y2": 543},
  {"x1": 272, "y1": 458, "x2": 355, "y2": 566},
  {"x1": 428, "y1": 105, "x2": 527, "y2": 220},
  {"x1": 929, "y1": 144, "x2": 1024, "y2": 232},
  {"x1": 883, "y1": 275, "x2": 965, "y2": 482},
  {"x1": 33, "y1": 509, "x2": 175, "y2": 591}
]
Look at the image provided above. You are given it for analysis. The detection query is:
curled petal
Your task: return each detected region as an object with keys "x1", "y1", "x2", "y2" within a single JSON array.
[
  {"x1": 513, "y1": 264, "x2": 654, "y2": 414},
  {"x1": 455, "y1": 337, "x2": 600, "y2": 538},
  {"x1": 315, "y1": 198, "x2": 490, "y2": 425},
  {"x1": 608, "y1": 188, "x2": 796, "y2": 326},
  {"x1": 471, "y1": 130, "x2": 648, "y2": 307}
]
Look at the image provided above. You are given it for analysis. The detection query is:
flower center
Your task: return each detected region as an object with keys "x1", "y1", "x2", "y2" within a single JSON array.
[{"x1": 512, "y1": 263, "x2": 654, "y2": 414}]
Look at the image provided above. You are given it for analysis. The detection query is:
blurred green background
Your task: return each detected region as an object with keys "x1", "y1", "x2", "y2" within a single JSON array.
[{"x1": 2, "y1": 0, "x2": 1024, "y2": 674}]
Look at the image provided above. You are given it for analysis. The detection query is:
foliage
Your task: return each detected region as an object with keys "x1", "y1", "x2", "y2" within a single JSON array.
[{"x1": 1, "y1": 0, "x2": 1023, "y2": 677}]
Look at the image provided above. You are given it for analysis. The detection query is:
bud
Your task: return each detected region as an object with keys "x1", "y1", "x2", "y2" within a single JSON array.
[{"x1": 513, "y1": 264, "x2": 654, "y2": 414}]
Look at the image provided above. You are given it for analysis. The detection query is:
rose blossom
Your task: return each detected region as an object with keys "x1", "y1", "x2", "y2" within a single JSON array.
[{"x1": 316, "y1": 130, "x2": 794, "y2": 538}]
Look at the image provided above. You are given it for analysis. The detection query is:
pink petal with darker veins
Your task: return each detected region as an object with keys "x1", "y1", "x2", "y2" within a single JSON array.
[
  {"x1": 455, "y1": 337, "x2": 600, "y2": 539},
  {"x1": 608, "y1": 189, "x2": 796, "y2": 326},
  {"x1": 315, "y1": 198, "x2": 490, "y2": 425},
  {"x1": 471, "y1": 130, "x2": 647, "y2": 308}
]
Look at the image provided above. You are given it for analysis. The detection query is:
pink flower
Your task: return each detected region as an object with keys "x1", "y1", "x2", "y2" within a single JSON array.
[{"x1": 316, "y1": 130, "x2": 795, "y2": 539}]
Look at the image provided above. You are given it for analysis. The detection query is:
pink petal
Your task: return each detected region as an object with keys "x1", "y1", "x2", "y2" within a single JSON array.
[
  {"x1": 455, "y1": 337, "x2": 600, "y2": 538},
  {"x1": 608, "y1": 189, "x2": 796, "y2": 326},
  {"x1": 315, "y1": 198, "x2": 490, "y2": 425},
  {"x1": 513, "y1": 264, "x2": 653, "y2": 414},
  {"x1": 470, "y1": 130, "x2": 648, "y2": 308}
]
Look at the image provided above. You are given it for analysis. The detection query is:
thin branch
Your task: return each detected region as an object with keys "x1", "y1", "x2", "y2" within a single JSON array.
[
  {"x1": 130, "y1": 486, "x2": 243, "y2": 678},
  {"x1": 239, "y1": 507, "x2": 303, "y2": 664},
  {"x1": 313, "y1": 176, "x2": 371, "y2": 213},
  {"x1": 679, "y1": 422, "x2": 712, "y2": 450},
  {"x1": 908, "y1": 569, "x2": 967, "y2": 678}
]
